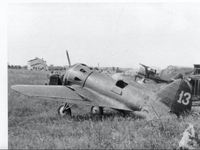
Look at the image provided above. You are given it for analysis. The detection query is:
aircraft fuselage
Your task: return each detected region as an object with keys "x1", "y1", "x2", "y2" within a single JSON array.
[{"x1": 63, "y1": 63, "x2": 150, "y2": 111}]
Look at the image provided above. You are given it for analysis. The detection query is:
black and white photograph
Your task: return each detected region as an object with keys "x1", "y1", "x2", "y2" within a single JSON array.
[{"x1": 6, "y1": 1, "x2": 200, "y2": 149}]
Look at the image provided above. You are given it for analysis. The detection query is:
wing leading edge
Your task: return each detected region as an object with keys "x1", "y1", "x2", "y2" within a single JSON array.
[{"x1": 11, "y1": 84, "x2": 132, "y2": 111}]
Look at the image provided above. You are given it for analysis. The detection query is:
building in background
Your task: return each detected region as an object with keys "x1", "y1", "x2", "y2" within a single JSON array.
[{"x1": 27, "y1": 57, "x2": 48, "y2": 71}]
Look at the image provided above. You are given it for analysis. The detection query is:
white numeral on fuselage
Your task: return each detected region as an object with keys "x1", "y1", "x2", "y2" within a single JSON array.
[{"x1": 177, "y1": 91, "x2": 191, "y2": 105}]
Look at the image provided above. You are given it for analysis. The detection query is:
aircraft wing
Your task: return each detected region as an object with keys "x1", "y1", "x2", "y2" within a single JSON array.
[
  {"x1": 11, "y1": 84, "x2": 131, "y2": 111},
  {"x1": 139, "y1": 63, "x2": 150, "y2": 69},
  {"x1": 68, "y1": 85, "x2": 132, "y2": 111},
  {"x1": 11, "y1": 85, "x2": 97, "y2": 106},
  {"x1": 190, "y1": 74, "x2": 200, "y2": 80}
]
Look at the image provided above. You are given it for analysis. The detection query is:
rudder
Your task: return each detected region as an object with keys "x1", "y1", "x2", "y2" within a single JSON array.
[
  {"x1": 155, "y1": 79, "x2": 192, "y2": 117},
  {"x1": 171, "y1": 79, "x2": 192, "y2": 116}
]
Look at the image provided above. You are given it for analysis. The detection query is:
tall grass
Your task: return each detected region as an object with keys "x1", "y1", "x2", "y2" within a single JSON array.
[{"x1": 8, "y1": 69, "x2": 200, "y2": 149}]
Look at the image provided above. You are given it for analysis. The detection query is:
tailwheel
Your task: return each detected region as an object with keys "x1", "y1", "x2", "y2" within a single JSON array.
[
  {"x1": 91, "y1": 106, "x2": 103, "y2": 115},
  {"x1": 58, "y1": 103, "x2": 72, "y2": 117}
]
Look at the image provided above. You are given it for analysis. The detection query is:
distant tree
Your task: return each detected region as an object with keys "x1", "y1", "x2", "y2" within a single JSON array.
[
  {"x1": 18, "y1": 65, "x2": 22, "y2": 69},
  {"x1": 22, "y1": 65, "x2": 27, "y2": 70},
  {"x1": 48, "y1": 64, "x2": 54, "y2": 71}
]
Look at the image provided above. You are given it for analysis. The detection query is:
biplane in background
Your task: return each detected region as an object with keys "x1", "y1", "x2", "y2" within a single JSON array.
[
  {"x1": 11, "y1": 51, "x2": 193, "y2": 120},
  {"x1": 134, "y1": 63, "x2": 183, "y2": 83},
  {"x1": 190, "y1": 75, "x2": 200, "y2": 106},
  {"x1": 189, "y1": 64, "x2": 200, "y2": 106}
]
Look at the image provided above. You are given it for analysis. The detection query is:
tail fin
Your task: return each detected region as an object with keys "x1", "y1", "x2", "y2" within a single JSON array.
[
  {"x1": 173, "y1": 73, "x2": 183, "y2": 80},
  {"x1": 170, "y1": 79, "x2": 192, "y2": 116},
  {"x1": 155, "y1": 79, "x2": 192, "y2": 117}
]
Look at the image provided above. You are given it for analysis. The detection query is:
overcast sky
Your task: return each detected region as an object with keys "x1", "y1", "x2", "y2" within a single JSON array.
[{"x1": 7, "y1": 2, "x2": 200, "y2": 69}]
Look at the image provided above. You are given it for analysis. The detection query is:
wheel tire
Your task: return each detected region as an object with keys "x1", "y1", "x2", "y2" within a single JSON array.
[
  {"x1": 58, "y1": 105, "x2": 71, "y2": 117},
  {"x1": 134, "y1": 75, "x2": 138, "y2": 82},
  {"x1": 91, "y1": 106, "x2": 103, "y2": 115}
]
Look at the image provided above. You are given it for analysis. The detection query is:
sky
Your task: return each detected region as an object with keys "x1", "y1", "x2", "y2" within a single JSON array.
[{"x1": 7, "y1": 2, "x2": 200, "y2": 69}]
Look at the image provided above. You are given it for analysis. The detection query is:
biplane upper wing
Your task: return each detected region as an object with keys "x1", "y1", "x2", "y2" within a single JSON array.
[
  {"x1": 140, "y1": 64, "x2": 150, "y2": 68},
  {"x1": 11, "y1": 85, "x2": 97, "y2": 106},
  {"x1": 190, "y1": 74, "x2": 200, "y2": 80}
]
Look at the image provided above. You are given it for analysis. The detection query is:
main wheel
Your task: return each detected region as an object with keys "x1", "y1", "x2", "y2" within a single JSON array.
[
  {"x1": 91, "y1": 106, "x2": 103, "y2": 115},
  {"x1": 58, "y1": 105, "x2": 71, "y2": 117},
  {"x1": 141, "y1": 78, "x2": 146, "y2": 83}
]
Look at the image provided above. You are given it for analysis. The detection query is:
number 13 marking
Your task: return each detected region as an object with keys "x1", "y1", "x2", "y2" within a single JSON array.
[{"x1": 177, "y1": 91, "x2": 191, "y2": 105}]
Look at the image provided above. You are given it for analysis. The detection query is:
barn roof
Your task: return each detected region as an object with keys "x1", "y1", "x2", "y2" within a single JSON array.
[{"x1": 28, "y1": 57, "x2": 44, "y2": 62}]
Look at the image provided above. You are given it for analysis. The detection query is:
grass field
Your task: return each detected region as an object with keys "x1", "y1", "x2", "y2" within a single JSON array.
[{"x1": 8, "y1": 69, "x2": 200, "y2": 149}]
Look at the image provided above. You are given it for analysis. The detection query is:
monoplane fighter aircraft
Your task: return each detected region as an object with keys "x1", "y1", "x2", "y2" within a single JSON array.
[
  {"x1": 11, "y1": 51, "x2": 192, "y2": 120},
  {"x1": 134, "y1": 63, "x2": 183, "y2": 83}
]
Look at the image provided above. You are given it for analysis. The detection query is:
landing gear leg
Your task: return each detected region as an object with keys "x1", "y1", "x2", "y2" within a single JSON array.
[
  {"x1": 91, "y1": 106, "x2": 103, "y2": 115},
  {"x1": 58, "y1": 103, "x2": 73, "y2": 117}
]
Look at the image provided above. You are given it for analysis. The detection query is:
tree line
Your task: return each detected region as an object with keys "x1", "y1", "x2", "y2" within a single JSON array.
[
  {"x1": 8, "y1": 64, "x2": 67, "y2": 71},
  {"x1": 48, "y1": 64, "x2": 67, "y2": 71},
  {"x1": 8, "y1": 65, "x2": 27, "y2": 69}
]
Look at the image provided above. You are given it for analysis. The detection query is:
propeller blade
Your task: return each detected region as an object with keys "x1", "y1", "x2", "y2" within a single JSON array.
[{"x1": 66, "y1": 50, "x2": 71, "y2": 67}]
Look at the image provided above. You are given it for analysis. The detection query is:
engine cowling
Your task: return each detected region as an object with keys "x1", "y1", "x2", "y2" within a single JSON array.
[{"x1": 63, "y1": 63, "x2": 93, "y2": 86}]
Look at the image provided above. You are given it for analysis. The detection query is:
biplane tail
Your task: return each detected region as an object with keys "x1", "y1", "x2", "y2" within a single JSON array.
[
  {"x1": 155, "y1": 79, "x2": 192, "y2": 117},
  {"x1": 172, "y1": 72, "x2": 183, "y2": 80}
]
